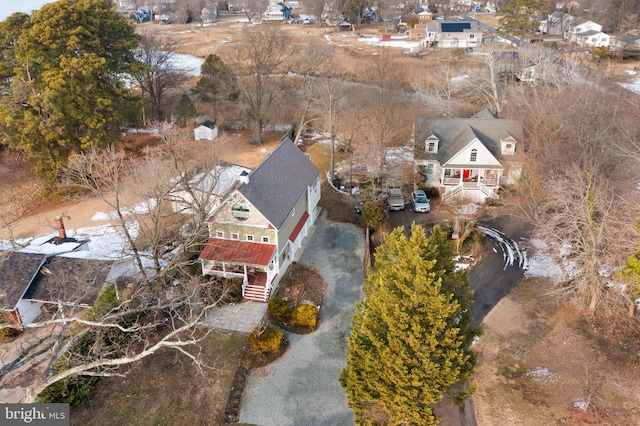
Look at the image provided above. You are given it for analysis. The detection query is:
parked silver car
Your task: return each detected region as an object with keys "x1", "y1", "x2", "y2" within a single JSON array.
[{"x1": 411, "y1": 190, "x2": 431, "y2": 213}]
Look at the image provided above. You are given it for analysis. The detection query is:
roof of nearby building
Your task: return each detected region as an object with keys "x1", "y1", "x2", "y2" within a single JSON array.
[
  {"x1": 575, "y1": 30, "x2": 605, "y2": 37},
  {"x1": 25, "y1": 257, "x2": 113, "y2": 306},
  {"x1": 413, "y1": 116, "x2": 523, "y2": 164},
  {"x1": 472, "y1": 108, "x2": 498, "y2": 120},
  {"x1": 427, "y1": 20, "x2": 481, "y2": 33},
  {"x1": 0, "y1": 252, "x2": 46, "y2": 310},
  {"x1": 174, "y1": 162, "x2": 251, "y2": 197},
  {"x1": 237, "y1": 137, "x2": 320, "y2": 229},
  {"x1": 199, "y1": 238, "x2": 276, "y2": 267},
  {"x1": 196, "y1": 120, "x2": 216, "y2": 129}
]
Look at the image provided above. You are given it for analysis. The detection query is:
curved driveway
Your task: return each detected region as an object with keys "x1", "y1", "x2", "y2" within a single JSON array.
[{"x1": 239, "y1": 213, "x2": 364, "y2": 426}]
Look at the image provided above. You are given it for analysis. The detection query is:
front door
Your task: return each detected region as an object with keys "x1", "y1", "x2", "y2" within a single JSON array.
[{"x1": 463, "y1": 169, "x2": 471, "y2": 179}]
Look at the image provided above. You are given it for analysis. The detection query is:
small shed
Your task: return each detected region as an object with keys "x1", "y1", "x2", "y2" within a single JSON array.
[{"x1": 194, "y1": 120, "x2": 219, "y2": 141}]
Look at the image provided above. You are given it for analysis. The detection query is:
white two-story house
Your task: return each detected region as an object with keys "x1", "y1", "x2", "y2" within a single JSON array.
[
  {"x1": 412, "y1": 109, "x2": 523, "y2": 203},
  {"x1": 565, "y1": 18, "x2": 610, "y2": 47},
  {"x1": 423, "y1": 20, "x2": 483, "y2": 49},
  {"x1": 198, "y1": 136, "x2": 321, "y2": 302}
]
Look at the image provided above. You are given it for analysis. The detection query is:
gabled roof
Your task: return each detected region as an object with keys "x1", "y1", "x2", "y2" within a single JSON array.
[
  {"x1": 237, "y1": 137, "x2": 319, "y2": 230},
  {"x1": 0, "y1": 252, "x2": 46, "y2": 310},
  {"x1": 413, "y1": 117, "x2": 523, "y2": 164},
  {"x1": 472, "y1": 109, "x2": 497, "y2": 120}
]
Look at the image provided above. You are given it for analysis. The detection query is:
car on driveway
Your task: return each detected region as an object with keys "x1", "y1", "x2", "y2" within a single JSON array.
[
  {"x1": 411, "y1": 190, "x2": 430, "y2": 213},
  {"x1": 388, "y1": 187, "x2": 405, "y2": 211}
]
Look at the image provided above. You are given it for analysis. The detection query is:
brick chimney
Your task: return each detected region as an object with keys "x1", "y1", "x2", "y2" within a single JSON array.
[{"x1": 55, "y1": 216, "x2": 67, "y2": 240}]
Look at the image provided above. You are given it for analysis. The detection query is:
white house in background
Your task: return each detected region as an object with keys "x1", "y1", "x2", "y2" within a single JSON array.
[
  {"x1": 198, "y1": 135, "x2": 321, "y2": 302},
  {"x1": 170, "y1": 163, "x2": 252, "y2": 216},
  {"x1": 423, "y1": 21, "x2": 483, "y2": 49},
  {"x1": 610, "y1": 30, "x2": 640, "y2": 52},
  {"x1": 194, "y1": 120, "x2": 218, "y2": 141},
  {"x1": 565, "y1": 19, "x2": 610, "y2": 47},
  {"x1": 412, "y1": 109, "x2": 524, "y2": 203},
  {"x1": 263, "y1": 1, "x2": 293, "y2": 22}
]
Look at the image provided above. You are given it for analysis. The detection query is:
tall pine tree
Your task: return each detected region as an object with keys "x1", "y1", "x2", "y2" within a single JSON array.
[
  {"x1": 340, "y1": 224, "x2": 477, "y2": 425},
  {"x1": 0, "y1": 0, "x2": 140, "y2": 180}
]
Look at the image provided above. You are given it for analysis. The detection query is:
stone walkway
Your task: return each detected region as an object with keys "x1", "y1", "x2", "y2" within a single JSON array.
[{"x1": 205, "y1": 301, "x2": 268, "y2": 333}]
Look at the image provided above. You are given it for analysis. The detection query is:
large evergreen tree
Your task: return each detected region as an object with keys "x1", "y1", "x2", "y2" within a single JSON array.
[
  {"x1": 194, "y1": 54, "x2": 239, "y2": 122},
  {"x1": 0, "y1": 0, "x2": 140, "y2": 179},
  {"x1": 340, "y1": 224, "x2": 477, "y2": 425}
]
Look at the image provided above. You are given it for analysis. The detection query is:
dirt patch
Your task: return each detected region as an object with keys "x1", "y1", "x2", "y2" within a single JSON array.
[
  {"x1": 0, "y1": 130, "x2": 282, "y2": 241},
  {"x1": 274, "y1": 263, "x2": 328, "y2": 307},
  {"x1": 472, "y1": 278, "x2": 640, "y2": 425}
]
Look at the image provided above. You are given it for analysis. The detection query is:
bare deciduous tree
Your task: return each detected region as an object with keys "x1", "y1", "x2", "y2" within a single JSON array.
[
  {"x1": 511, "y1": 85, "x2": 640, "y2": 312},
  {"x1": 0, "y1": 274, "x2": 231, "y2": 403},
  {"x1": 223, "y1": 24, "x2": 295, "y2": 144},
  {"x1": 132, "y1": 31, "x2": 186, "y2": 122}
]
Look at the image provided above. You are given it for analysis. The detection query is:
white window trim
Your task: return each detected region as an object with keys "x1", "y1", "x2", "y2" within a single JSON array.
[
  {"x1": 215, "y1": 231, "x2": 224, "y2": 238},
  {"x1": 246, "y1": 234, "x2": 254, "y2": 242},
  {"x1": 262, "y1": 236, "x2": 270, "y2": 243},
  {"x1": 231, "y1": 232, "x2": 239, "y2": 240}
]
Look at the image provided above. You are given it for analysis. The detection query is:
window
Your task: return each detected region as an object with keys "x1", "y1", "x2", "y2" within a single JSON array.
[
  {"x1": 231, "y1": 233, "x2": 239, "y2": 240},
  {"x1": 470, "y1": 149, "x2": 477, "y2": 162},
  {"x1": 428, "y1": 142, "x2": 435, "y2": 152},
  {"x1": 470, "y1": 33, "x2": 475, "y2": 38},
  {"x1": 262, "y1": 236, "x2": 270, "y2": 243},
  {"x1": 426, "y1": 163, "x2": 434, "y2": 175},
  {"x1": 215, "y1": 231, "x2": 224, "y2": 238},
  {"x1": 246, "y1": 235, "x2": 254, "y2": 241},
  {"x1": 506, "y1": 143, "x2": 513, "y2": 150},
  {"x1": 231, "y1": 202, "x2": 250, "y2": 221}
]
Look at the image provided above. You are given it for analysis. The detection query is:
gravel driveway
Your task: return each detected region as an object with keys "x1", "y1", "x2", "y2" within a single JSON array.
[{"x1": 239, "y1": 212, "x2": 364, "y2": 426}]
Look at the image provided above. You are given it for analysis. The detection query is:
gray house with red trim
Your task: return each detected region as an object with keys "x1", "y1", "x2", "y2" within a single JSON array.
[{"x1": 198, "y1": 136, "x2": 321, "y2": 302}]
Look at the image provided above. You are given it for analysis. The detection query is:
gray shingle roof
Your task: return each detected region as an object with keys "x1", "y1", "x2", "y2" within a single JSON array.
[
  {"x1": 26, "y1": 257, "x2": 113, "y2": 306},
  {"x1": 238, "y1": 137, "x2": 320, "y2": 229},
  {"x1": 414, "y1": 117, "x2": 523, "y2": 164},
  {"x1": 0, "y1": 252, "x2": 46, "y2": 310}
]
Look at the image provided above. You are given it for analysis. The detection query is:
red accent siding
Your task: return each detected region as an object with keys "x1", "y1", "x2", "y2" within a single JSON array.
[
  {"x1": 199, "y1": 239, "x2": 276, "y2": 267},
  {"x1": 288, "y1": 212, "x2": 310, "y2": 242}
]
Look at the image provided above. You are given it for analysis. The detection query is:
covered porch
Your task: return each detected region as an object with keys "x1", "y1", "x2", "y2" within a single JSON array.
[
  {"x1": 441, "y1": 167, "x2": 501, "y2": 201},
  {"x1": 199, "y1": 238, "x2": 278, "y2": 302}
]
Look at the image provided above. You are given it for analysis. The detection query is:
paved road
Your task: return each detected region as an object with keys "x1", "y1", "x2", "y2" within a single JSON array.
[
  {"x1": 239, "y1": 213, "x2": 364, "y2": 426},
  {"x1": 389, "y1": 207, "x2": 529, "y2": 328}
]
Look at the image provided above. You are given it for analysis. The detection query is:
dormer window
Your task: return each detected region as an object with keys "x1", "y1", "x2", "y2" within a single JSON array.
[
  {"x1": 425, "y1": 135, "x2": 439, "y2": 153},
  {"x1": 501, "y1": 137, "x2": 517, "y2": 155},
  {"x1": 470, "y1": 149, "x2": 477, "y2": 162}
]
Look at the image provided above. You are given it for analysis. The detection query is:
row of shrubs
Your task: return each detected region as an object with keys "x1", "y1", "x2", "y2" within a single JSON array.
[{"x1": 247, "y1": 296, "x2": 320, "y2": 355}]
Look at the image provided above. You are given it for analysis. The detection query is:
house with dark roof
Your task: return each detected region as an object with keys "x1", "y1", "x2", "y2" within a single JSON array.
[
  {"x1": 423, "y1": 20, "x2": 483, "y2": 49},
  {"x1": 412, "y1": 109, "x2": 524, "y2": 203},
  {"x1": 0, "y1": 251, "x2": 113, "y2": 326},
  {"x1": 198, "y1": 135, "x2": 321, "y2": 302}
]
